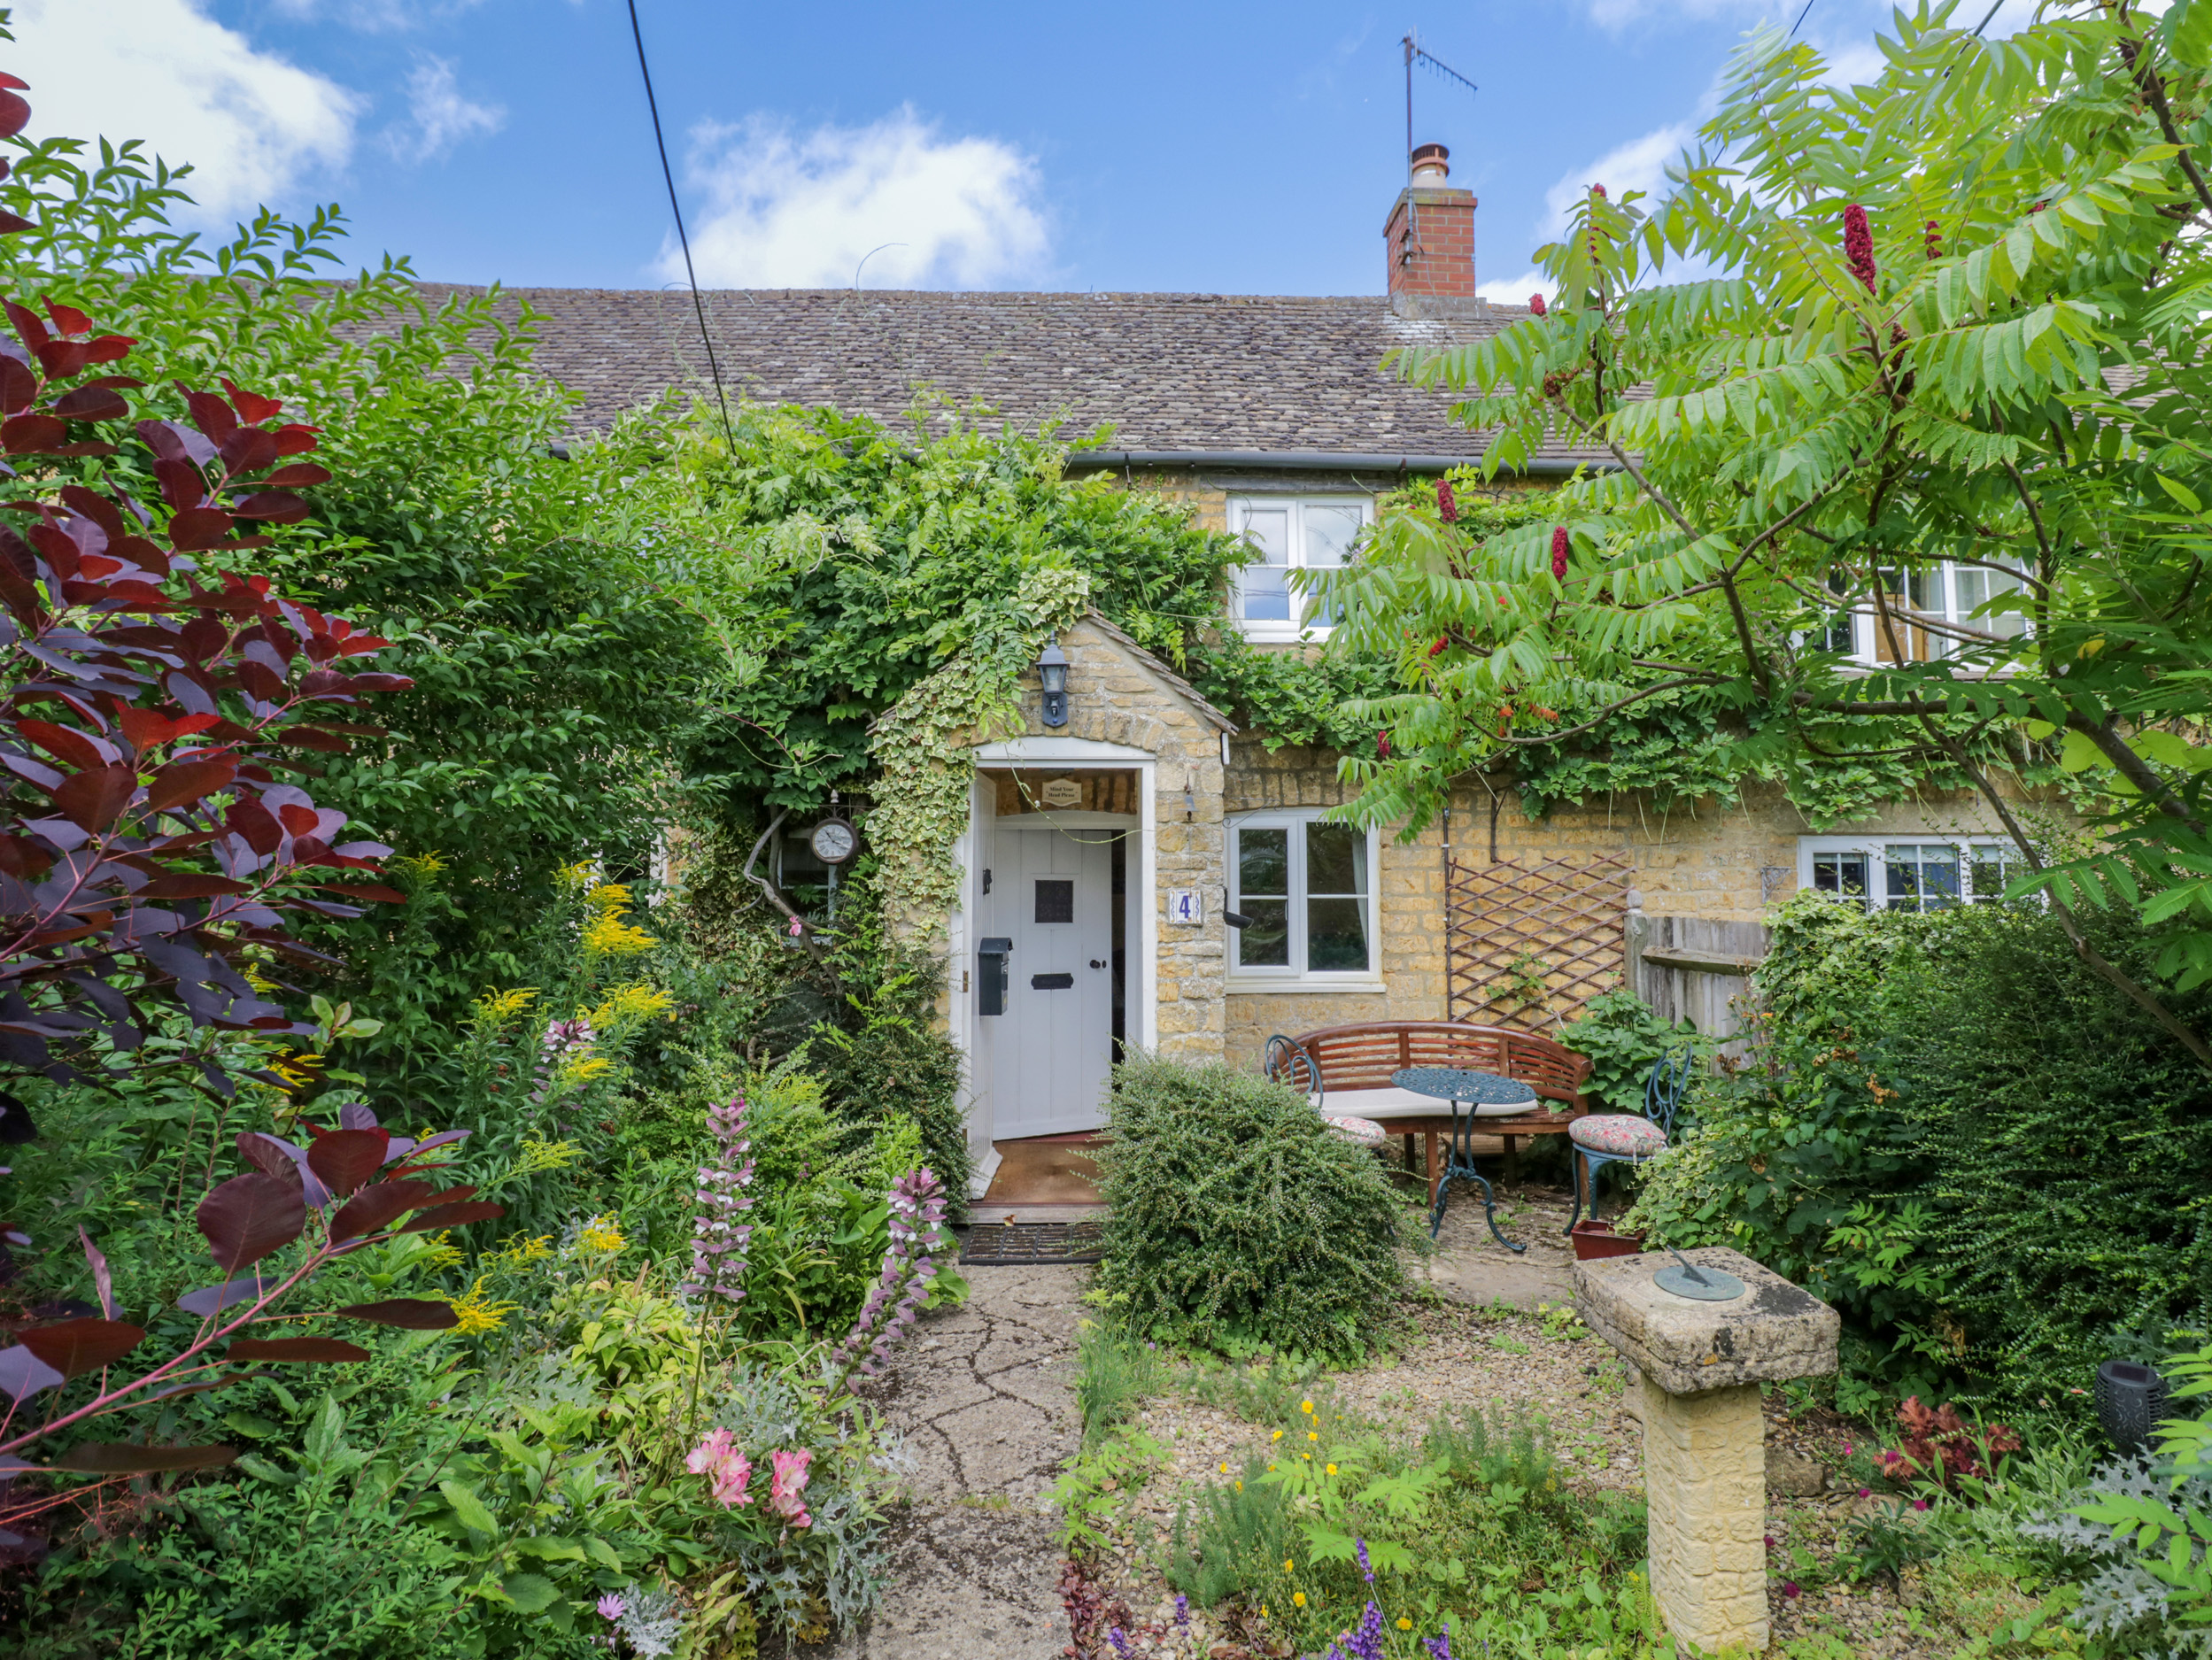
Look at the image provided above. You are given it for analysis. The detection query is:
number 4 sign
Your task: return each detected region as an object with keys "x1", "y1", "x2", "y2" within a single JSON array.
[{"x1": 1164, "y1": 889, "x2": 1203, "y2": 925}]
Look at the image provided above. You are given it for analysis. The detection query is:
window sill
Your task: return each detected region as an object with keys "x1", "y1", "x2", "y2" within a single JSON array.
[
  {"x1": 1225, "y1": 977, "x2": 1387, "y2": 995},
  {"x1": 1236, "y1": 622, "x2": 1334, "y2": 645}
]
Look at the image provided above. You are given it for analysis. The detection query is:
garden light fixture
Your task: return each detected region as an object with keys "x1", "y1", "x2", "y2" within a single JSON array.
[{"x1": 1038, "y1": 637, "x2": 1070, "y2": 727}]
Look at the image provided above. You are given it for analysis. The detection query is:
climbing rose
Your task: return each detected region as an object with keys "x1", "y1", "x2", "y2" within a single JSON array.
[
  {"x1": 1435, "y1": 477, "x2": 1457, "y2": 522},
  {"x1": 1528, "y1": 293, "x2": 1546, "y2": 316},
  {"x1": 1844, "y1": 204, "x2": 1876, "y2": 291},
  {"x1": 1551, "y1": 525, "x2": 1570, "y2": 580},
  {"x1": 770, "y1": 1448, "x2": 814, "y2": 1529}
]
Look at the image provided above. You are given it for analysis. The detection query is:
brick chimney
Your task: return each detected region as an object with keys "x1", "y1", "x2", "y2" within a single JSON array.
[{"x1": 1384, "y1": 143, "x2": 1478, "y2": 312}]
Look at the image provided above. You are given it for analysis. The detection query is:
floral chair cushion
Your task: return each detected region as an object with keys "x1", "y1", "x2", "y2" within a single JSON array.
[
  {"x1": 1567, "y1": 1114, "x2": 1667, "y2": 1158},
  {"x1": 1323, "y1": 1114, "x2": 1388, "y2": 1148}
]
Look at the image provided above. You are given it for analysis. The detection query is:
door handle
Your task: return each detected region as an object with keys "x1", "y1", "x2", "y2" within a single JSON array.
[{"x1": 1089, "y1": 959, "x2": 1105, "y2": 969}]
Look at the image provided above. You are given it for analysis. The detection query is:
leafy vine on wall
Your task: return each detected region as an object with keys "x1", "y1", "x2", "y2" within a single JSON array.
[{"x1": 866, "y1": 567, "x2": 1092, "y2": 922}]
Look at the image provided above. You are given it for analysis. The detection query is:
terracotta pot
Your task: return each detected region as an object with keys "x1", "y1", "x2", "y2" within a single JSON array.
[{"x1": 1570, "y1": 1219, "x2": 1647, "y2": 1261}]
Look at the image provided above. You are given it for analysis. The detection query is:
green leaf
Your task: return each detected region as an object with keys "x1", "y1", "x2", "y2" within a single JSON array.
[
  {"x1": 439, "y1": 1479, "x2": 499, "y2": 1536},
  {"x1": 499, "y1": 1572, "x2": 561, "y2": 1615},
  {"x1": 513, "y1": 1536, "x2": 586, "y2": 1563}
]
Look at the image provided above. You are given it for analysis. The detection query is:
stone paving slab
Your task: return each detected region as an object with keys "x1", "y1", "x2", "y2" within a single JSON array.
[{"x1": 812, "y1": 1261, "x2": 1085, "y2": 1658}]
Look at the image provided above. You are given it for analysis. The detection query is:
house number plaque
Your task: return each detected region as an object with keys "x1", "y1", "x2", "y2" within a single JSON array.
[{"x1": 1164, "y1": 889, "x2": 1202, "y2": 925}]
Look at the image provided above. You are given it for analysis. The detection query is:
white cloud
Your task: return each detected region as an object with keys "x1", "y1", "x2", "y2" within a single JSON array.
[
  {"x1": 269, "y1": 0, "x2": 488, "y2": 32},
  {"x1": 383, "y1": 56, "x2": 504, "y2": 162},
  {"x1": 1477, "y1": 267, "x2": 1553, "y2": 307},
  {"x1": 1541, "y1": 121, "x2": 1698, "y2": 238},
  {"x1": 12, "y1": 0, "x2": 359, "y2": 220},
  {"x1": 667, "y1": 108, "x2": 1050, "y2": 290}
]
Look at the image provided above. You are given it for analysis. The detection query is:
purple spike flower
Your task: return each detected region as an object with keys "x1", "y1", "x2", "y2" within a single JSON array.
[
  {"x1": 1423, "y1": 1624, "x2": 1454, "y2": 1660},
  {"x1": 1107, "y1": 1628, "x2": 1132, "y2": 1657},
  {"x1": 1175, "y1": 1593, "x2": 1189, "y2": 1629},
  {"x1": 835, "y1": 1166, "x2": 950, "y2": 1380},
  {"x1": 1356, "y1": 1535, "x2": 1373, "y2": 1584},
  {"x1": 677, "y1": 1096, "x2": 756, "y2": 1304}
]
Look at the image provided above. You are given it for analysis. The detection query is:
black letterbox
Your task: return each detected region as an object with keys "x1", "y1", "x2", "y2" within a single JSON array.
[{"x1": 978, "y1": 937, "x2": 1013, "y2": 1016}]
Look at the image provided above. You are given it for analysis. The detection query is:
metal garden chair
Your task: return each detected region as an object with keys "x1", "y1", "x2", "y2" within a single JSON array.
[{"x1": 1563, "y1": 1045, "x2": 1692, "y2": 1233}]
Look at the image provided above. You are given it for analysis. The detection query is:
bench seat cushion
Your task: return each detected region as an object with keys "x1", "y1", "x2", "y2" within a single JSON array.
[
  {"x1": 1321, "y1": 1114, "x2": 1388, "y2": 1147},
  {"x1": 1568, "y1": 1115, "x2": 1667, "y2": 1157},
  {"x1": 1320, "y1": 1085, "x2": 1539, "y2": 1121}
]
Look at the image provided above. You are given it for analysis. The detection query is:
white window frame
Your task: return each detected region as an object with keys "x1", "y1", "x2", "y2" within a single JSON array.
[
  {"x1": 1226, "y1": 809, "x2": 1383, "y2": 985},
  {"x1": 1796, "y1": 835, "x2": 2032, "y2": 912},
  {"x1": 1226, "y1": 494, "x2": 1373, "y2": 642},
  {"x1": 1820, "y1": 560, "x2": 2031, "y2": 665}
]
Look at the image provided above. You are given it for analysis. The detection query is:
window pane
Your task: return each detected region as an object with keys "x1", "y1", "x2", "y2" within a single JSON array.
[
  {"x1": 1303, "y1": 506, "x2": 1363, "y2": 568},
  {"x1": 1238, "y1": 898, "x2": 1289, "y2": 967},
  {"x1": 1238, "y1": 828, "x2": 1288, "y2": 896},
  {"x1": 1821, "y1": 569, "x2": 1856, "y2": 655},
  {"x1": 1970, "y1": 846, "x2": 2017, "y2": 902},
  {"x1": 1954, "y1": 565, "x2": 2028, "y2": 638},
  {"x1": 1305, "y1": 822, "x2": 1366, "y2": 896},
  {"x1": 1307, "y1": 898, "x2": 1369, "y2": 971},
  {"x1": 1235, "y1": 507, "x2": 1293, "y2": 622},
  {"x1": 1813, "y1": 852, "x2": 1869, "y2": 905},
  {"x1": 1885, "y1": 844, "x2": 1961, "y2": 912}
]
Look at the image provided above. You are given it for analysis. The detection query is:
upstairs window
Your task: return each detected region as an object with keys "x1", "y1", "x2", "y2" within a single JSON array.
[
  {"x1": 1821, "y1": 562, "x2": 2030, "y2": 663},
  {"x1": 1228, "y1": 496, "x2": 1371, "y2": 639},
  {"x1": 1800, "y1": 836, "x2": 2030, "y2": 912}
]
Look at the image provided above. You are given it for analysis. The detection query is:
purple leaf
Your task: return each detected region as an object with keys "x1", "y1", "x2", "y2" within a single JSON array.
[
  {"x1": 196, "y1": 1173, "x2": 305, "y2": 1272},
  {"x1": 0, "y1": 1346, "x2": 63, "y2": 1399},
  {"x1": 175, "y1": 1275, "x2": 273, "y2": 1316}
]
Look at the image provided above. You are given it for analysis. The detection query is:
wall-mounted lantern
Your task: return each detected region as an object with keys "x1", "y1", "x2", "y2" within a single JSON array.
[{"x1": 1038, "y1": 637, "x2": 1071, "y2": 728}]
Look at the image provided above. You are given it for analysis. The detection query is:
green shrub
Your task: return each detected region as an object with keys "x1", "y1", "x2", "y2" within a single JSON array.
[
  {"x1": 1626, "y1": 889, "x2": 2212, "y2": 1409},
  {"x1": 1559, "y1": 988, "x2": 1702, "y2": 1116},
  {"x1": 1093, "y1": 1055, "x2": 1414, "y2": 1361}
]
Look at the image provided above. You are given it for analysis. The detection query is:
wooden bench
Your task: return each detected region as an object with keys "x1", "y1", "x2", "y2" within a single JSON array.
[{"x1": 1265, "y1": 1021, "x2": 1594, "y2": 1202}]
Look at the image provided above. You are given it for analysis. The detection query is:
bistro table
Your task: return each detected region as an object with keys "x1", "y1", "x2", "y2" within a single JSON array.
[{"x1": 1393, "y1": 1066, "x2": 1540, "y2": 1251}]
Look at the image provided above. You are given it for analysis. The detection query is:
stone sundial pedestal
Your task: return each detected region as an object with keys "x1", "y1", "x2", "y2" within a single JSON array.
[{"x1": 1571, "y1": 1246, "x2": 1841, "y2": 1656}]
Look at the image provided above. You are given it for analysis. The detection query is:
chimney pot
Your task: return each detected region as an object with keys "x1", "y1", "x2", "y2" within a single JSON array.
[{"x1": 1385, "y1": 140, "x2": 1479, "y2": 305}]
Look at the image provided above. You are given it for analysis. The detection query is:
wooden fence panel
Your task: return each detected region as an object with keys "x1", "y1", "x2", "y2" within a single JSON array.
[{"x1": 1625, "y1": 912, "x2": 1771, "y2": 1049}]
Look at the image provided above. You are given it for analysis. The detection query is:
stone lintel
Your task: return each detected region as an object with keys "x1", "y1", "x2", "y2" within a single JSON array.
[{"x1": 1571, "y1": 1247, "x2": 1838, "y2": 1395}]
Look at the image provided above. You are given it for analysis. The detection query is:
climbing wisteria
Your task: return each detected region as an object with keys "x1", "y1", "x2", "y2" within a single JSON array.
[
  {"x1": 679, "y1": 1096, "x2": 756, "y2": 1304},
  {"x1": 834, "y1": 1165, "x2": 949, "y2": 1379}
]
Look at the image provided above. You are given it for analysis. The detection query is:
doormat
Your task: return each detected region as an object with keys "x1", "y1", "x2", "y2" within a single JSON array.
[{"x1": 959, "y1": 1219, "x2": 1106, "y2": 1266}]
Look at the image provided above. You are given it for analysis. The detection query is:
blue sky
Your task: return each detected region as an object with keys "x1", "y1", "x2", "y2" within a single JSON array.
[{"x1": 27, "y1": 1, "x2": 2028, "y2": 299}]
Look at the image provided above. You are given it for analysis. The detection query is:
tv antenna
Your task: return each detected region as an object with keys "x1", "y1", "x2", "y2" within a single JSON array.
[{"x1": 1398, "y1": 34, "x2": 1481, "y2": 299}]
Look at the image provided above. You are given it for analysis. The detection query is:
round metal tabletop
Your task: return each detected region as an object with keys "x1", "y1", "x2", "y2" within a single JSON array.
[{"x1": 1393, "y1": 1067, "x2": 1539, "y2": 1108}]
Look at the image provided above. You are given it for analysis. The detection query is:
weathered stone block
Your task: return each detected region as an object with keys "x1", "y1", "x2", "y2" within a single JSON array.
[{"x1": 1571, "y1": 1247, "x2": 1839, "y2": 1394}]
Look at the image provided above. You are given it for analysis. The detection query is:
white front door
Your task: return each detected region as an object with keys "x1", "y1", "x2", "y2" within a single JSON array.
[{"x1": 989, "y1": 826, "x2": 1114, "y2": 1139}]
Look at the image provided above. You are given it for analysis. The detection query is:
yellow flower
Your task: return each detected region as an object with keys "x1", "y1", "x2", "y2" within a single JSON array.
[
  {"x1": 1283, "y1": 1562, "x2": 1294, "y2": 1574},
  {"x1": 1260, "y1": 1607, "x2": 1269, "y2": 1620},
  {"x1": 553, "y1": 1054, "x2": 615, "y2": 1088},
  {"x1": 488, "y1": 1231, "x2": 553, "y2": 1267},
  {"x1": 1234, "y1": 1480, "x2": 1243, "y2": 1492},
  {"x1": 1398, "y1": 1618, "x2": 1413, "y2": 1632},
  {"x1": 1272, "y1": 1429, "x2": 1284, "y2": 1441},
  {"x1": 1293, "y1": 1593, "x2": 1307, "y2": 1609},
  {"x1": 1302, "y1": 1453, "x2": 1311, "y2": 1462},
  {"x1": 1301, "y1": 1399, "x2": 1314, "y2": 1415},
  {"x1": 1325, "y1": 1463, "x2": 1337, "y2": 1475},
  {"x1": 447, "y1": 1278, "x2": 518, "y2": 1335},
  {"x1": 581, "y1": 910, "x2": 657, "y2": 957},
  {"x1": 393, "y1": 851, "x2": 448, "y2": 879},
  {"x1": 472, "y1": 986, "x2": 540, "y2": 1027},
  {"x1": 1218, "y1": 1462, "x2": 1228, "y2": 1475},
  {"x1": 586, "y1": 983, "x2": 676, "y2": 1029},
  {"x1": 1268, "y1": 1463, "x2": 1277, "y2": 1471},
  {"x1": 556, "y1": 861, "x2": 598, "y2": 891},
  {"x1": 576, "y1": 1215, "x2": 627, "y2": 1255},
  {"x1": 1307, "y1": 1431, "x2": 1319, "y2": 1442}
]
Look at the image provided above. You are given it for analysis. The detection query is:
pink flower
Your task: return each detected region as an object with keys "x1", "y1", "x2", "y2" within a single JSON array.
[
  {"x1": 597, "y1": 1593, "x2": 626, "y2": 1622},
  {"x1": 685, "y1": 1428, "x2": 754, "y2": 1509},
  {"x1": 787, "y1": 915, "x2": 804, "y2": 938},
  {"x1": 1844, "y1": 204, "x2": 1876, "y2": 291},
  {"x1": 1782, "y1": 1581, "x2": 1801, "y2": 1599},
  {"x1": 1911, "y1": 1498, "x2": 1929, "y2": 1511},
  {"x1": 770, "y1": 1448, "x2": 814, "y2": 1529},
  {"x1": 1528, "y1": 294, "x2": 1546, "y2": 316},
  {"x1": 1592, "y1": 183, "x2": 1606, "y2": 199},
  {"x1": 1551, "y1": 525, "x2": 1570, "y2": 580}
]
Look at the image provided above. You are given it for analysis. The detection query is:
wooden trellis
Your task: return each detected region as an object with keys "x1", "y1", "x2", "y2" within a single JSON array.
[{"x1": 1445, "y1": 852, "x2": 1635, "y2": 1031}]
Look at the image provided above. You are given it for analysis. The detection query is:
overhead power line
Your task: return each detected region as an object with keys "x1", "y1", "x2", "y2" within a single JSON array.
[{"x1": 624, "y1": 0, "x2": 739, "y2": 457}]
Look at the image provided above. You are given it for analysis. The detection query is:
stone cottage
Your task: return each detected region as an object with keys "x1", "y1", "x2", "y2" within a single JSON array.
[{"x1": 469, "y1": 143, "x2": 2035, "y2": 1183}]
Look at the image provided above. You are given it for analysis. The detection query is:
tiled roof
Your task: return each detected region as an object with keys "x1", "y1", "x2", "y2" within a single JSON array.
[{"x1": 415, "y1": 284, "x2": 1606, "y2": 471}]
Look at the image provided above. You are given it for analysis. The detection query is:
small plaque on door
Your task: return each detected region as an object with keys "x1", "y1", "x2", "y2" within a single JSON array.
[
  {"x1": 1035, "y1": 879, "x2": 1074, "y2": 924},
  {"x1": 1031, "y1": 972, "x2": 1074, "y2": 990},
  {"x1": 1040, "y1": 777, "x2": 1083, "y2": 807}
]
